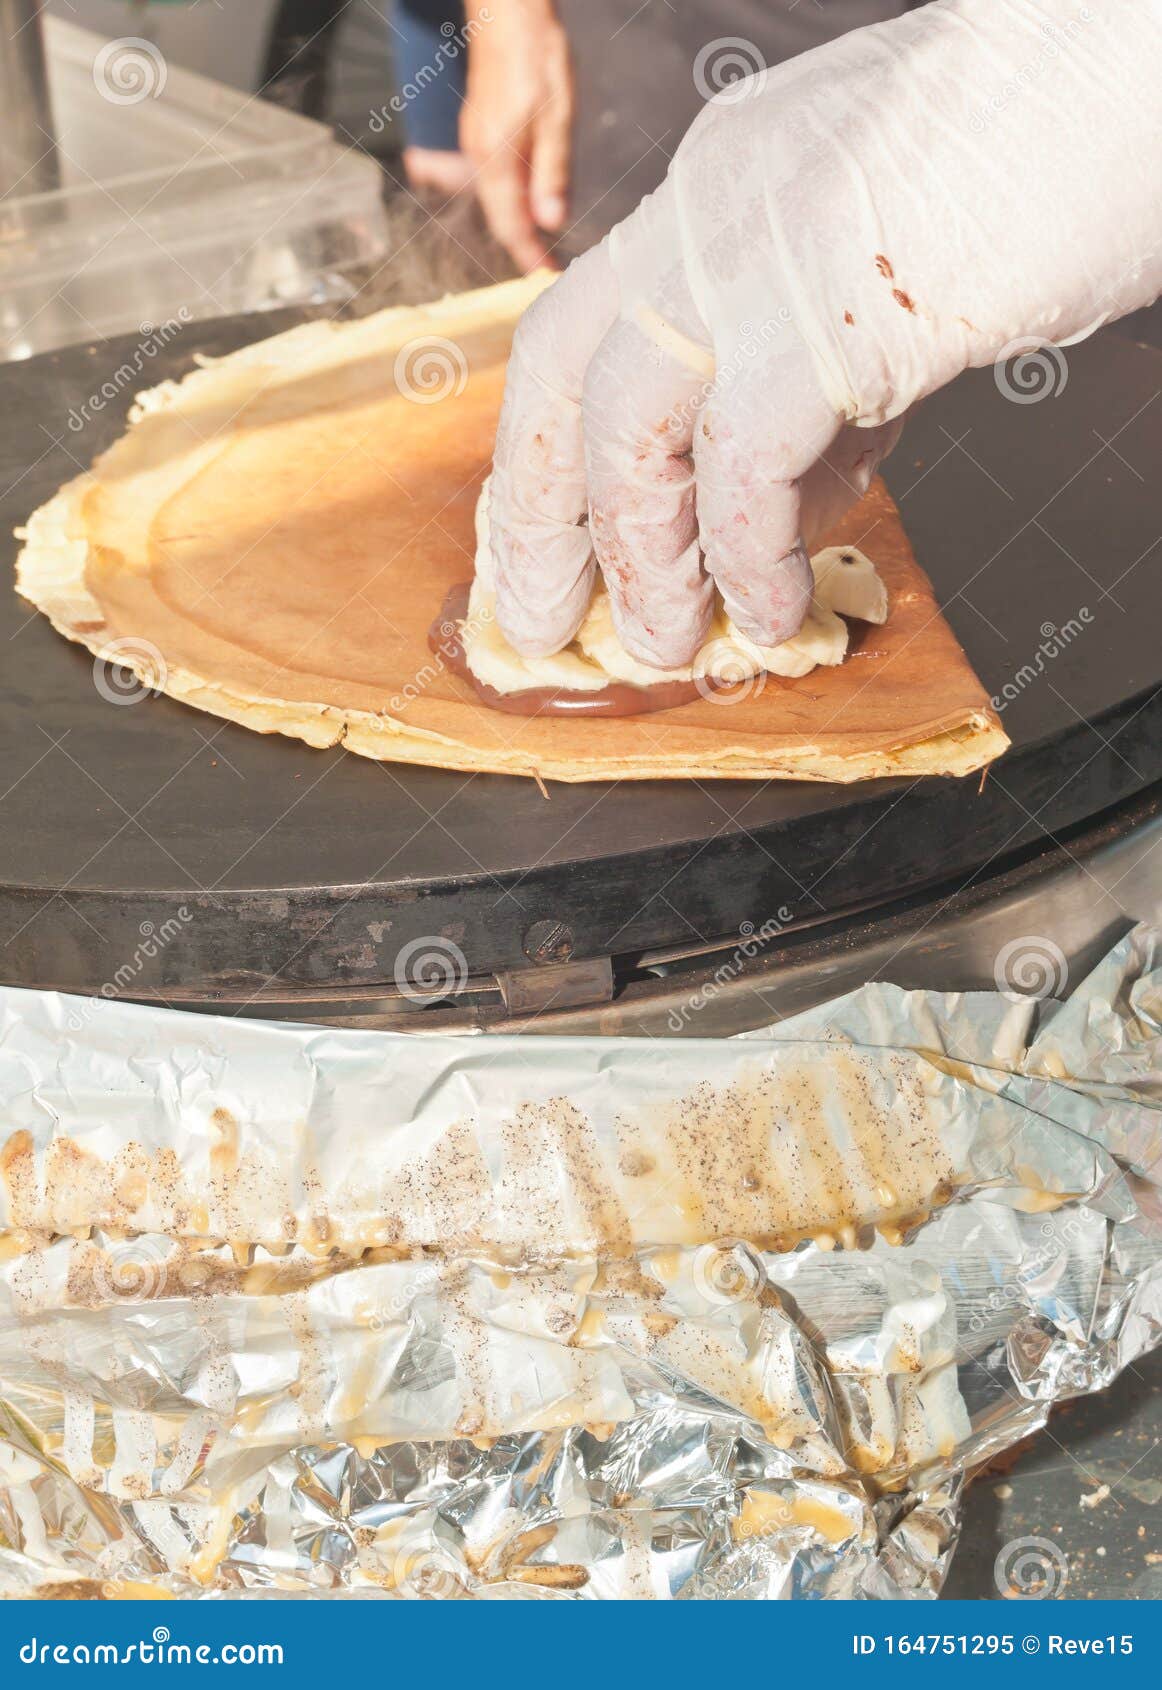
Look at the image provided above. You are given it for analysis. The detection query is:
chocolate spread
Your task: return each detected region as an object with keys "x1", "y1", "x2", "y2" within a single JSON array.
[{"x1": 429, "y1": 584, "x2": 746, "y2": 717}]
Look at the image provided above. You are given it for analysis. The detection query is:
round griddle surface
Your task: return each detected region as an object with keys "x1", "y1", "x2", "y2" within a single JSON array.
[{"x1": 2, "y1": 314, "x2": 1160, "y2": 995}]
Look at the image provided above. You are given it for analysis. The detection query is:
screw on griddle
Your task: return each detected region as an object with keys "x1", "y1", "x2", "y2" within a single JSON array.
[{"x1": 523, "y1": 919, "x2": 575, "y2": 965}]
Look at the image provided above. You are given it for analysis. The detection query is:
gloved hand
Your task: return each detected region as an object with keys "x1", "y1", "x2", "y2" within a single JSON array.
[{"x1": 487, "y1": 0, "x2": 1162, "y2": 668}]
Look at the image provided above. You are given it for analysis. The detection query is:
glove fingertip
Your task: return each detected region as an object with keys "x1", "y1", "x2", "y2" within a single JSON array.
[
  {"x1": 721, "y1": 544, "x2": 814, "y2": 649},
  {"x1": 494, "y1": 539, "x2": 595, "y2": 659},
  {"x1": 612, "y1": 602, "x2": 712, "y2": 672}
]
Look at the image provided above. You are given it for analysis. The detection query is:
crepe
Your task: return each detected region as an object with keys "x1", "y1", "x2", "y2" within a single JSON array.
[
  {"x1": 15, "y1": 274, "x2": 1008, "y2": 783},
  {"x1": 465, "y1": 472, "x2": 893, "y2": 693}
]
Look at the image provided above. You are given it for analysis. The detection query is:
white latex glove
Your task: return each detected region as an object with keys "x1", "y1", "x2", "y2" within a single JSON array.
[{"x1": 488, "y1": 0, "x2": 1162, "y2": 668}]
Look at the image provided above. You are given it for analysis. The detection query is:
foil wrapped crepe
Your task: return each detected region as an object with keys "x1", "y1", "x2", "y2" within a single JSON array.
[{"x1": 0, "y1": 928, "x2": 1159, "y2": 1600}]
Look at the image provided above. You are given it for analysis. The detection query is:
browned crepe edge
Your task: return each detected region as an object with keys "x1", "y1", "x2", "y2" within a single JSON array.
[{"x1": 15, "y1": 279, "x2": 1009, "y2": 784}]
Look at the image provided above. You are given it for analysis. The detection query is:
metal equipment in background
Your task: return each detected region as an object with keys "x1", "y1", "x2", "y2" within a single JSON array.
[
  {"x1": 2, "y1": 316, "x2": 1161, "y2": 1035},
  {"x1": 0, "y1": 0, "x2": 59, "y2": 199},
  {"x1": 3, "y1": 291, "x2": 1161, "y2": 1605},
  {"x1": 0, "y1": 15, "x2": 390, "y2": 361}
]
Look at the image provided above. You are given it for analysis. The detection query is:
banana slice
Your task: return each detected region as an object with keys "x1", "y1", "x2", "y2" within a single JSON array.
[
  {"x1": 811, "y1": 545, "x2": 889, "y2": 624},
  {"x1": 573, "y1": 584, "x2": 853, "y2": 686},
  {"x1": 472, "y1": 475, "x2": 498, "y2": 592},
  {"x1": 573, "y1": 592, "x2": 726, "y2": 686},
  {"x1": 463, "y1": 581, "x2": 608, "y2": 693},
  {"x1": 464, "y1": 477, "x2": 887, "y2": 697},
  {"x1": 755, "y1": 600, "x2": 850, "y2": 674}
]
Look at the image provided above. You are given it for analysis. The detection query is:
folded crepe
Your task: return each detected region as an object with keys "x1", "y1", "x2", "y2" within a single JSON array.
[{"x1": 15, "y1": 274, "x2": 1008, "y2": 783}]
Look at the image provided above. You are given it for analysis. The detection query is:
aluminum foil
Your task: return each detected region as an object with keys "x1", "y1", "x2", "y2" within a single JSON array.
[{"x1": 0, "y1": 927, "x2": 1158, "y2": 1599}]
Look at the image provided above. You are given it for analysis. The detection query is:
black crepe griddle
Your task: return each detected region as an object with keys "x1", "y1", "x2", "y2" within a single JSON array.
[{"x1": 1, "y1": 314, "x2": 1160, "y2": 1004}]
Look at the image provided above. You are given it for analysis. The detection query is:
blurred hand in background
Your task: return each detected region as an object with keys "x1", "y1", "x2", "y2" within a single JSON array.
[{"x1": 460, "y1": 0, "x2": 573, "y2": 272}]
